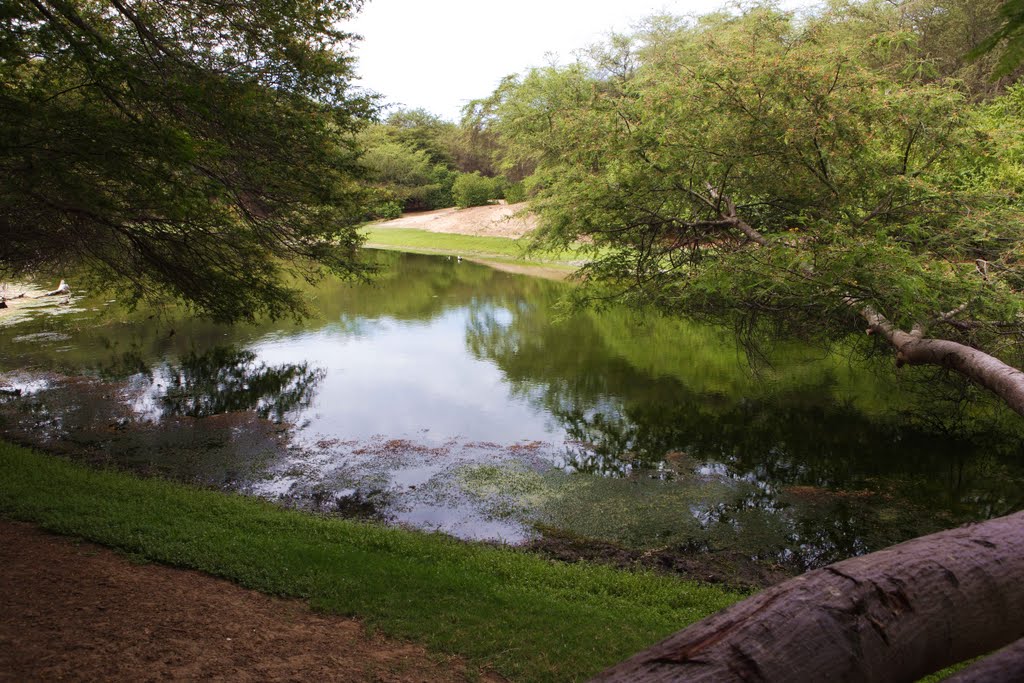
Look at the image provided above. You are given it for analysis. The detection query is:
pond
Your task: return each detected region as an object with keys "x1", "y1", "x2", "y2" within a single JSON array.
[{"x1": 2, "y1": 251, "x2": 1022, "y2": 585}]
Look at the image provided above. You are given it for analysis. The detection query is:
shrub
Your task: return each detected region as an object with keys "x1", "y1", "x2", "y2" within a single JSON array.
[
  {"x1": 374, "y1": 201, "x2": 403, "y2": 220},
  {"x1": 426, "y1": 165, "x2": 457, "y2": 209},
  {"x1": 502, "y1": 180, "x2": 527, "y2": 204},
  {"x1": 452, "y1": 172, "x2": 497, "y2": 208}
]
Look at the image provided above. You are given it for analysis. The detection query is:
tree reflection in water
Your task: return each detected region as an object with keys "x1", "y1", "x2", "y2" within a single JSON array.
[
  {"x1": 156, "y1": 346, "x2": 324, "y2": 422},
  {"x1": 3, "y1": 254, "x2": 1022, "y2": 571},
  {"x1": 465, "y1": 297, "x2": 1024, "y2": 568}
]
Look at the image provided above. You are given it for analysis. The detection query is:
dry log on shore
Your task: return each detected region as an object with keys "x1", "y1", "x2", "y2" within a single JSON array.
[{"x1": 593, "y1": 511, "x2": 1024, "y2": 682}]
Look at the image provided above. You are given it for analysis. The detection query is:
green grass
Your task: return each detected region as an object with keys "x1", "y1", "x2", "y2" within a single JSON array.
[
  {"x1": 363, "y1": 227, "x2": 584, "y2": 268},
  {"x1": 0, "y1": 441, "x2": 741, "y2": 682}
]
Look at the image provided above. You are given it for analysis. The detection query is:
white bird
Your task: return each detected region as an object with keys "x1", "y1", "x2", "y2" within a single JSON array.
[{"x1": 41, "y1": 279, "x2": 71, "y2": 297}]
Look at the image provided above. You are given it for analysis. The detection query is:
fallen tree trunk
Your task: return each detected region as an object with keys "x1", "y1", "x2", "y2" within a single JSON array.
[
  {"x1": 946, "y1": 636, "x2": 1024, "y2": 682},
  {"x1": 592, "y1": 511, "x2": 1024, "y2": 682}
]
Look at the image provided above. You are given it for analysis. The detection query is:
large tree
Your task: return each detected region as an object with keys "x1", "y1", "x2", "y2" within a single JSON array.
[
  {"x1": 0, "y1": 0, "x2": 374, "y2": 321},
  {"x1": 492, "y1": 8, "x2": 1024, "y2": 669},
  {"x1": 493, "y1": 2, "x2": 1024, "y2": 416}
]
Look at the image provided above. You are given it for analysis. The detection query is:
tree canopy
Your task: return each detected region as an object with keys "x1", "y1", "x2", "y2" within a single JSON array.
[
  {"x1": 356, "y1": 106, "x2": 517, "y2": 218},
  {"x1": 971, "y1": 0, "x2": 1024, "y2": 76},
  {"x1": 1, "y1": 0, "x2": 374, "y2": 321},
  {"x1": 483, "y1": 0, "x2": 1024, "y2": 414}
]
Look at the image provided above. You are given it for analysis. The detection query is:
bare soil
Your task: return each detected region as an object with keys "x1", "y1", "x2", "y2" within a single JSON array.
[
  {"x1": 0, "y1": 520, "x2": 501, "y2": 682},
  {"x1": 372, "y1": 202, "x2": 536, "y2": 239}
]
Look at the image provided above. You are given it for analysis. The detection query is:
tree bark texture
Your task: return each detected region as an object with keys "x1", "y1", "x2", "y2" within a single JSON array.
[{"x1": 592, "y1": 511, "x2": 1024, "y2": 682}]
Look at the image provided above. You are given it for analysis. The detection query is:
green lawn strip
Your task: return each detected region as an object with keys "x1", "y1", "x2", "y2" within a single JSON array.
[
  {"x1": 363, "y1": 227, "x2": 584, "y2": 267},
  {"x1": 0, "y1": 441, "x2": 741, "y2": 682}
]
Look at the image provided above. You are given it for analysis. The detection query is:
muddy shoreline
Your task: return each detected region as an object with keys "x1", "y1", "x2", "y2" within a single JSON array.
[{"x1": 370, "y1": 202, "x2": 537, "y2": 239}]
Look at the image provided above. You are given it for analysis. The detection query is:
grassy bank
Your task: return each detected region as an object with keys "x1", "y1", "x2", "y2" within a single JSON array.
[
  {"x1": 363, "y1": 227, "x2": 584, "y2": 271},
  {"x1": 0, "y1": 441, "x2": 741, "y2": 682}
]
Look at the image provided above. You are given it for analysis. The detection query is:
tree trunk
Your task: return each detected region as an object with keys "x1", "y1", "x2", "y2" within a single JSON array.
[
  {"x1": 592, "y1": 511, "x2": 1024, "y2": 682},
  {"x1": 707, "y1": 201, "x2": 1024, "y2": 419},
  {"x1": 945, "y1": 636, "x2": 1024, "y2": 682},
  {"x1": 891, "y1": 335, "x2": 1024, "y2": 417},
  {"x1": 857, "y1": 304, "x2": 1024, "y2": 418}
]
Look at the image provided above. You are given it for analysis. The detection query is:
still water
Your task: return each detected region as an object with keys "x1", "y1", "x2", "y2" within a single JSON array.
[{"x1": 1, "y1": 252, "x2": 1022, "y2": 579}]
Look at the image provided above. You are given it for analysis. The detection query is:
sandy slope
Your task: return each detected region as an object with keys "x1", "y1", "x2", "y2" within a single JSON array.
[{"x1": 372, "y1": 202, "x2": 537, "y2": 239}]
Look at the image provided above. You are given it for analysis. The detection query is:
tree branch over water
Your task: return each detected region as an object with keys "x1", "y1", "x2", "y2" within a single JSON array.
[
  {"x1": 487, "y1": 3, "x2": 1024, "y2": 417},
  {"x1": 1, "y1": 0, "x2": 376, "y2": 321}
]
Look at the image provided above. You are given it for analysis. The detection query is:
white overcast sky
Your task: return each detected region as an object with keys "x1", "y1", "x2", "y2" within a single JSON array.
[{"x1": 347, "y1": 0, "x2": 811, "y2": 121}]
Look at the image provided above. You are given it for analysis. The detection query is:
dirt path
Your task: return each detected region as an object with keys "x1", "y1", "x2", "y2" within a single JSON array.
[
  {"x1": 371, "y1": 202, "x2": 536, "y2": 239},
  {"x1": 0, "y1": 521, "x2": 500, "y2": 682}
]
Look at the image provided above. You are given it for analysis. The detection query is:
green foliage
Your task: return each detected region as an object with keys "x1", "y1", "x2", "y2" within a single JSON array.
[
  {"x1": 353, "y1": 104, "x2": 530, "y2": 216},
  {"x1": 848, "y1": 0, "x2": 1019, "y2": 91},
  {"x1": 359, "y1": 133, "x2": 436, "y2": 188},
  {"x1": 452, "y1": 172, "x2": 499, "y2": 208},
  {"x1": 960, "y1": 84, "x2": 1024, "y2": 196},
  {"x1": 358, "y1": 127, "x2": 454, "y2": 214},
  {"x1": 425, "y1": 164, "x2": 458, "y2": 209},
  {"x1": 369, "y1": 200, "x2": 404, "y2": 220},
  {"x1": 356, "y1": 108, "x2": 500, "y2": 214},
  {"x1": 0, "y1": 441, "x2": 740, "y2": 682},
  {"x1": 502, "y1": 180, "x2": 528, "y2": 204},
  {"x1": 486, "y1": 4, "x2": 1024, "y2": 373},
  {"x1": 461, "y1": 75, "x2": 537, "y2": 180},
  {"x1": 384, "y1": 107, "x2": 458, "y2": 167},
  {"x1": 0, "y1": 0, "x2": 375, "y2": 322},
  {"x1": 969, "y1": 0, "x2": 1024, "y2": 76}
]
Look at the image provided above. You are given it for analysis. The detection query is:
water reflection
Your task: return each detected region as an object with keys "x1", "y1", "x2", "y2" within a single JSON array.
[
  {"x1": 467, "y1": 293, "x2": 1023, "y2": 502},
  {"x1": 1, "y1": 252, "x2": 1023, "y2": 580},
  {"x1": 139, "y1": 346, "x2": 324, "y2": 422},
  {"x1": 460, "y1": 272, "x2": 1024, "y2": 567}
]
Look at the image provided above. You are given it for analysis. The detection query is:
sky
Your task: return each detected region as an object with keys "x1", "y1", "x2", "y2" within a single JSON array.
[{"x1": 345, "y1": 0, "x2": 773, "y2": 121}]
